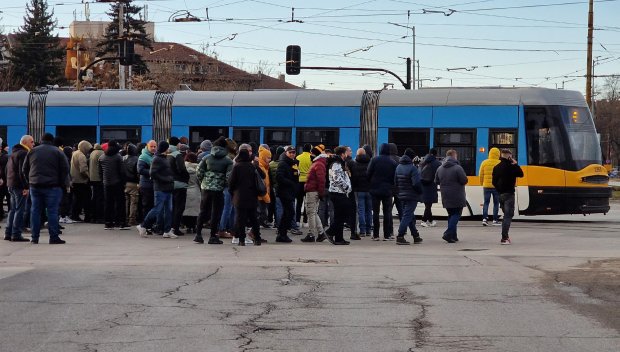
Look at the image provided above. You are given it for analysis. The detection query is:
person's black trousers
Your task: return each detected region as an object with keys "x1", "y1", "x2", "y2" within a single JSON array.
[
  {"x1": 172, "y1": 188, "x2": 187, "y2": 231},
  {"x1": 104, "y1": 183, "x2": 126, "y2": 227},
  {"x1": 372, "y1": 194, "x2": 393, "y2": 238},
  {"x1": 235, "y1": 206, "x2": 260, "y2": 241},
  {"x1": 278, "y1": 196, "x2": 295, "y2": 236},
  {"x1": 329, "y1": 192, "x2": 349, "y2": 242},
  {"x1": 197, "y1": 190, "x2": 224, "y2": 237},
  {"x1": 71, "y1": 183, "x2": 91, "y2": 221}
]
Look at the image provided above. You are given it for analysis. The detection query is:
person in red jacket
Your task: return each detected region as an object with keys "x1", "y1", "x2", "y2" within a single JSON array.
[{"x1": 300, "y1": 154, "x2": 328, "y2": 242}]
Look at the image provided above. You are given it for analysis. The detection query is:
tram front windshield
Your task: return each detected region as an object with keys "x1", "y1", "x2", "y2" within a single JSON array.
[{"x1": 561, "y1": 106, "x2": 602, "y2": 170}]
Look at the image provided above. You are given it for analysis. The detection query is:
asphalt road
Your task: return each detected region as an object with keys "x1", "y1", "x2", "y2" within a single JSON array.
[{"x1": 0, "y1": 205, "x2": 618, "y2": 352}]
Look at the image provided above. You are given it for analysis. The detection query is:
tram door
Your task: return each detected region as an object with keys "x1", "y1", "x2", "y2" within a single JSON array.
[
  {"x1": 189, "y1": 126, "x2": 229, "y2": 151},
  {"x1": 56, "y1": 126, "x2": 97, "y2": 147},
  {"x1": 388, "y1": 128, "x2": 430, "y2": 164},
  {"x1": 434, "y1": 130, "x2": 477, "y2": 176}
]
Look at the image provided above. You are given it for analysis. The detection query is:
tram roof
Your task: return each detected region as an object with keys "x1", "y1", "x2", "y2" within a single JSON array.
[
  {"x1": 0, "y1": 91, "x2": 31, "y2": 107},
  {"x1": 173, "y1": 90, "x2": 364, "y2": 107},
  {"x1": 46, "y1": 91, "x2": 102, "y2": 106},
  {"x1": 379, "y1": 87, "x2": 587, "y2": 107}
]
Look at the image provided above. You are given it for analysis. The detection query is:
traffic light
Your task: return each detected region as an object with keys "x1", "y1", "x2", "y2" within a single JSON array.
[
  {"x1": 118, "y1": 39, "x2": 135, "y2": 66},
  {"x1": 286, "y1": 45, "x2": 301, "y2": 75}
]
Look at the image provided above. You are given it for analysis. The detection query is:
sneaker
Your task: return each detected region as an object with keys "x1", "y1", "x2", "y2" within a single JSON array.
[
  {"x1": 350, "y1": 234, "x2": 361, "y2": 240},
  {"x1": 316, "y1": 233, "x2": 327, "y2": 242},
  {"x1": 117, "y1": 224, "x2": 131, "y2": 230},
  {"x1": 104, "y1": 226, "x2": 114, "y2": 230},
  {"x1": 232, "y1": 237, "x2": 240, "y2": 245},
  {"x1": 482, "y1": 219, "x2": 488, "y2": 226},
  {"x1": 501, "y1": 237, "x2": 511, "y2": 245},
  {"x1": 208, "y1": 236, "x2": 223, "y2": 245},
  {"x1": 136, "y1": 224, "x2": 148, "y2": 238},
  {"x1": 333, "y1": 240, "x2": 350, "y2": 245},
  {"x1": 492, "y1": 220, "x2": 502, "y2": 226},
  {"x1": 430, "y1": 221, "x2": 437, "y2": 227},
  {"x1": 275, "y1": 235, "x2": 293, "y2": 243},
  {"x1": 383, "y1": 236, "x2": 394, "y2": 241},
  {"x1": 162, "y1": 232, "x2": 178, "y2": 239},
  {"x1": 413, "y1": 236, "x2": 423, "y2": 244},
  {"x1": 245, "y1": 238, "x2": 254, "y2": 245},
  {"x1": 69, "y1": 217, "x2": 82, "y2": 223},
  {"x1": 372, "y1": 236, "x2": 380, "y2": 241},
  {"x1": 49, "y1": 238, "x2": 66, "y2": 244},
  {"x1": 173, "y1": 229, "x2": 185, "y2": 236},
  {"x1": 396, "y1": 236, "x2": 410, "y2": 245},
  {"x1": 59, "y1": 217, "x2": 67, "y2": 224},
  {"x1": 301, "y1": 234, "x2": 316, "y2": 242},
  {"x1": 289, "y1": 228, "x2": 302, "y2": 236},
  {"x1": 420, "y1": 221, "x2": 429, "y2": 228}
]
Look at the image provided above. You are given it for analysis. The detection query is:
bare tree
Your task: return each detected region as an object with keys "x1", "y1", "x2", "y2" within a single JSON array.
[{"x1": 595, "y1": 76, "x2": 620, "y2": 165}]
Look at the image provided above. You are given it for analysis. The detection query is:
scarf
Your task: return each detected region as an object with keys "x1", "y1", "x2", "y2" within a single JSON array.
[{"x1": 138, "y1": 147, "x2": 154, "y2": 165}]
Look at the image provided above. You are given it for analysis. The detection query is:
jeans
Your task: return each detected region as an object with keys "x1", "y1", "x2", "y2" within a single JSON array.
[
  {"x1": 125, "y1": 182, "x2": 139, "y2": 225},
  {"x1": 278, "y1": 196, "x2": 295, "y2": 236},
  {"x1": 172, "y1": 188, "x2": 187, "y2": 230},
  {"x1": 71, "y1": 183, "x2": 90, "y2": 221},
  {"x1": 6, "y1": 187, "x2": 27, "y2": 238},
  {"x1": 104, "y1": 183, "x2": 126, "y2": 227},
  {"x1": 356, "y1": 192, "x2": 372, "y2": 234},
  {"x1": 305, "y1": 191, "x2": 323, "y2": 236},
  {"x1": 483, "y1": 188, "x2": 500, "y2": 221},
  {"x1": 143, "y1": 191, "x2": 173, "y2": 233},
  {"x1": 30, "y1": 186, "x2": 63, "y2": 241},
  {"x1": 275, "y1": 194, "x2": 300, "y2": 230},
  {"x1": 197, "y1": 190, "x2": 224, "y2": 237},
  {"x1": 372, "y1": 194, "x2": 393, "y2": 238},
  {"x1": 445, "y1": 207, "x2": 463, "y2": 240},
  {"x1": 318, "y1": 194, "x2": 334, "y2": 229},
  {"x1": 398, "y1": 200, "x2": 419, "y2": 237},
  {"x1": 329, "y1": 192, "x2": 349, "y2": 242},
  {"x1": 499, "y1": 193, "x2": 516, "y2": 237},
  {"x1": 219, "y1": 188, "x2": 235, "y2": 232}
]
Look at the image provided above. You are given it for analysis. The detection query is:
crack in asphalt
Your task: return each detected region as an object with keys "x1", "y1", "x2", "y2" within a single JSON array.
[
  {"x1": 160, "y1": 266, "x2": 222, "y2": 302},
  {"x1": 394, "y1": 287, "x2": 432, "y2": 349}
]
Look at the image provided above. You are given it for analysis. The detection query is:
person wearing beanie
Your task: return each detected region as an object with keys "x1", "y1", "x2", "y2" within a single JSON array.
[
  {"x1": 137, "y1": 141, "x2": 176, "y2": 239},
  {"x1": 23, "y1": 132, "x2": 70, "y2": 244},
  {"x1": 168, "y1": 137, "x2": 190, "y2": 237},
  {"x1": 350, "y1": 147, "x2": 372, "y2": 237},
  {"x1": 394, "y1": 147, "x2": 423, "y2": 245},
  {"x1": 275, "y1": 145, "x2": 299, "y2": 243},
  {"x1": 216, "y1": 138, "x2": 238, "y2": 239},
  {"x1": 197, "y1": 139, "x2": 213, "y2": 160},
  {"x1": 268, "y1": 145, "x2": 285, "y2": 227},
  {"x1": 98, "y1": 140, "x2": 128, "y2": 230},
  {"x1": 228, "y1": 148, "x2": 264, "y2": 246}
]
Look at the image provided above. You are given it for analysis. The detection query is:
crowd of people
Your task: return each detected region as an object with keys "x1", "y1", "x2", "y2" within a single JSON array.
[{"x1": 1, "y1": 133, "x2": 523, "y2": 246}]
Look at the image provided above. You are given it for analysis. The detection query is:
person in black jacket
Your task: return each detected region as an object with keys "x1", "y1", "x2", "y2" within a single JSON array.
[
  {"x1": 350, "y1": 148, "x2": 372, "y2": 237},
  {"x1": 0, "y1": 141, "x2": 9, "y2": 220},
  {"x1": 168, "y1": 137, "x2": 190, "y2": 237},
  {"x1": 394, "y1": 148, "x2": 423, "y2": 245},
  {"x1": 123, "y1": 144, "x2": 140, "y2": 226},
  {"x1": 23, "y1": 133, "x2": 70, "y2": 244},
  {"x1": 367, "y1": 143, "x2": 398, "y2": 241},
  {"x1": 275, "y1": 145, "x2": 299, "y2": 243},
  {"x1": 137, "y1": 141, "x2": 177, "y2": 239},
  {"x1": 228, "y1": 148, "x2": 263, "y2": 246},
  {"x1": 418, "y1": 148, "x2": 441, "y2": 227},
  {"x1": 4, "y1": 135, "x2": 34, "y2": 242},
  {"x1": 98, "y1": 140, "x2": 127, "y2": 230},
  {"x1": 492, "y1": 149, "x2": 524, "y2": 245}
]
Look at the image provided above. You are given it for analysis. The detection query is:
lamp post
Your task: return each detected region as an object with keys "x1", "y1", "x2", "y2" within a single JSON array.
[{"x1": 389, "y1": 22, "x2": 415, "y2": 90}]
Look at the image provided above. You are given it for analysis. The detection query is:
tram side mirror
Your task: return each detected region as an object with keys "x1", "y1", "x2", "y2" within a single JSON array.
[{"x1": 286, "y1": 45, "x2": 301, "y2": 75}]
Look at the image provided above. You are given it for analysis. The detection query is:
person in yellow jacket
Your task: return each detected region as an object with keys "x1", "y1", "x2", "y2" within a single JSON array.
[
  {"x1": 295, "y1": 143, "x2": 313, "y2": 227},
  {"x1": 478, "y1": 147, "x2": 502, "y2": 226},
  {"x1": 257, "y1": 146, "x2": 272, "y2": 228}
]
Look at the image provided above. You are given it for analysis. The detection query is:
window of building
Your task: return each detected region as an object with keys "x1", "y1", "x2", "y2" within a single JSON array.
[
  {"x1": 264, "y1": 128, "x2": 291, "y2": 147},
  {"x1": 434, "y1": 130, "x2": 477, "y2": 175},
  {"x1": 232, "y1": 128, "x2": 260, "y2": 144},
  {"x1": 296, "y1": 128, "x2": 339, "y2": 151},
  {"x1": 100, "y1": 127, "x2": 141, "y2": 145},
  {"x1": 56, "y1": 126, "x2": 97, "y2": 147},
  {"x1": 489, "y1": 130, "x2": 517, "y2": 160}
]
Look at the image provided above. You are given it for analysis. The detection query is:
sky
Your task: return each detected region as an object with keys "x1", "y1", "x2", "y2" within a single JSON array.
[{"x1": 1, "y1": 0, "x2": 619, "y2": 94}]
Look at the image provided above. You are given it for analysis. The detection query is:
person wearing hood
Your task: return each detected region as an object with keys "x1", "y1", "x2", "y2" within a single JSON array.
[
  {"x1": 275, "y1": 145, "x2": 299, "y2": 243},
  {"x1": 362, "y1": 144, "x2": 374, "y2": 159},
  {"x1": 492, "y1": 149, "x2": 524, "y2": 245},
  {"x1": 394, "y1": 148, "x2": 423, "y2": 245},
  {"x1": 123, "y1": 143, "x2": 140, "y2": 226},
  {"x1": 88, "y1": 143, "x2": 105, "y2": 224},
  {"x1": 478, "y1": 147, "x2": 502, "y2": 227},
  {"x1": 167, "y1": 137, "x2": 190, "y2": 237},
  {"x1": 4, "y1": 135, "x2": 34, "y2": 242},
  {"x1": 435, "y1": 149, "x2": 468, "y2": 243},
  {"x1": 137, "y1": 141, "x2": 177, "y2": 239},
  {"x1": 257, "y1": 146, "x2": 272, "y2": 229},
  {"x1": 138, "y1": 140, "x2": 157, "y2": 224},
  {"x1": 269, "y1": 146, "x2": 284, "y2": 226},
  {"x1": 388, "y1": 143, "x2": 403, "y2": 225},
  {"x1": 228, "y1": 148, "x2": 264, "y2": 246},
  {"x1": 98, "y1": 140, "x2": 128, "y2": 230},
  {"x1": 350, "y1": 148, "x2": 372, "y2": 237},
  {"x1": 295, "y1": 143, "x2": 313, "y2": 227},
  {"x1": 367, "y1": 143, "x2": 398, "y2": 241},
  {"x1": 217, "y1": 138, "x2": 238, "y2": 239},
  {"x1": 23, "y1": 133, "x2": 70, "y2": 244},
  {"x1": 69, "y1": 140, "x2": 92, "y2": 223},
  {"x1": 53, "y1": 138, "x2": 72, "y2": 224},
  {"x1": 326, "y1": 146, "x2": 352, "y2": 245},
  {"x1": 194, "y1": 137, "x2": 233, "y2": 244},
  {"x1": 183, "y1": 152, "x2": 200, "y2": 235},
  {"x1": 197, "y1": 139, "x2": 212, "y2": 160},
  {"x1": 418, "y1": 148, "x2": 441, "y2": 227},
  {"x1": 301, "y1": 153, "x2": 328, "y2": 243}
]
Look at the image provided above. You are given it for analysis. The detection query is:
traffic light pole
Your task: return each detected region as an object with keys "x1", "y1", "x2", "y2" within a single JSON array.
[{"x1": 300, "y1": 62, "x2": 412, "y2": 90}]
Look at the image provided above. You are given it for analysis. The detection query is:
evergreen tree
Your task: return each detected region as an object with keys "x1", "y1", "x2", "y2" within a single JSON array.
[
  {"x1": 97, "y1": 0, "x2": 153, "y2": 74},
  {"x1": 9, "y1": 0, "x2": 64, "y2": 90}
]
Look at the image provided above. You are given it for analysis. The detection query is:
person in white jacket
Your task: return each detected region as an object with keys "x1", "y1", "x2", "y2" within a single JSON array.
[{"x1": 326, "y1": 146, "x2": 352, "y2": 245}]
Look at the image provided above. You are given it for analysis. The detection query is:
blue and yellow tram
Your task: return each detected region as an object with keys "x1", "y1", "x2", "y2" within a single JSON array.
[{"x1": 0, "y1": 87, "x2": 611, "y2": 216}]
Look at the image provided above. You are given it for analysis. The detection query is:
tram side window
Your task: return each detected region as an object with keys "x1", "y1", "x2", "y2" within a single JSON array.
[
  {"x1": 264, "y1": 128, "x2": 291, "y2": 147},
  {"x1": 434, "y1": 130, "x2": 476, "y2": 176},
  {"x1": 524, "y1": 107, "x2": 566, "y2": 168},
  {"x1": 296, "y1": 129, "x2": 339, "y2": 151},
  {"x1": 56, "y1": 126, "x2": 97, "y2": 148},
  {"x1": 389, "y1": 129, "x2": 430, "y2": 160},
  {"x1": 489, "y1": 130, "x2": 517, "y2": 160},
  {"x1": 232, "y1": 128, "x2": 260, "y2": 144},
  {"x1": 100, "y1": 127, "x2": 141, "y2": 145}
]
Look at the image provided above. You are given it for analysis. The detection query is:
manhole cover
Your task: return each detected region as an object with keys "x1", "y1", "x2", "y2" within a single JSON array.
[{"x1": 458, "y1": 249, "x2": 489, "y2": 252}]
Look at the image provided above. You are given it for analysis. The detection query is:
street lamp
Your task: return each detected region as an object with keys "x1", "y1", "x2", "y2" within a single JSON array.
[{"x1": 389, "y1": 22, "x2": 415, "y2": 90}]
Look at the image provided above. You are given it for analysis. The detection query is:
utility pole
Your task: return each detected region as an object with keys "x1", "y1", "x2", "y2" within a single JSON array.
[
  {"x1": 586, "y1": 0, "x2": 594, "y2": 109},
  {"x1": 118, "y1": 1, "x2": 126, "y2": 90},
  {"x1": 76, "y1": 42, "x2": 81, "y2": 91},
  {"x1": 389, "y1": 22, "x2": 416, "y2": 89}
]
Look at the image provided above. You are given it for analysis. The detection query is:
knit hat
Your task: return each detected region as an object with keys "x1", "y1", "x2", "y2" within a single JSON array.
[
  {"x1": 157, "y1": 141, "x2": 170, "y2": 154},
  {"x1": 275, "y1": 146, "x2": 285, "y2": 159},
  {"x1": 168, "y1": 136, "x2": 180, "y2": 146},
  {"x1": 284, "y1": 145, "x2": 295, "y2": 153},
  {"x1": 179, "y1": 144, "x2": 190, "y2": 153},
  {"x1": 404, "y1": 148, "x2": 416, "y2": 160},
  {"x1": 311, "y1": 144, "x2": 325, "y2": 156},
  {"x1": 200, "y1": 139, "x2": 212, "y2": 152}
]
